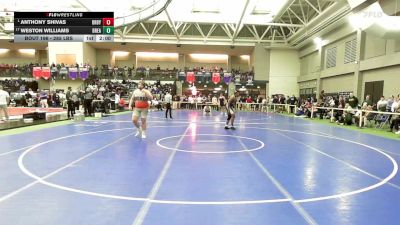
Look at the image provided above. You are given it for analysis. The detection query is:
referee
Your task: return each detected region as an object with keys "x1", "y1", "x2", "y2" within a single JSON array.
[{"x1": 164, "y1": 91, "x2": 173, "y2": 119}]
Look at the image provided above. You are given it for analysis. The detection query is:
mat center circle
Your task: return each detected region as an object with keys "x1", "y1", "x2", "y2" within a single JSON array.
[{"x1": 156, "y1": 134, "x2": 265, "y2": 154}]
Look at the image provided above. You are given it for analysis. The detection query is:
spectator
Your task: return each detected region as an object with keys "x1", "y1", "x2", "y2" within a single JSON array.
[
  {"x1": 389, "y1": 106, "x2": 400, "y2": 133},
  {"x1": 328, "y1": 96, "x2": 335, "y2": 107},
  {"x1": 84, "y1": 88, "x2": 93, "y2": 117},
  {"x1": 39, "y1": 89, "x2": 49, "y2": 108},
  {"x1": 354, "y1": 102, "x2": 368, "y2": 127},
  {"x1": 288, "y1": 95, "x2": 297, "y2": 114},
  {"x1": 391, "y1": 97, "x2": 399, "y2": 112},
  {"x1": 188, "y1": 96, "x2": 195, "y2": 109},
  {"x1": 377, "y1": 96, "x2": 387, "y2": 111},
  {"x1": 152, "y1": 98, "x2": 162, "y2": 111},
  {"x1": 212, "y1": 95, "x2": 218, "y2": 105},
  {"x1": 203, "y1": 103, "x2": 211, "y2": 115},
  {"x1": 71, "y1": 91, "x2": 80, "y2": 111},
  {"x1": 246, "y1": 96, "x2": 253, "y2": 103},
  {"x1": 338, "y1": 103, "x2": 353, "y2": 125},
  {"x1": 173, "y1": 95, "x2": 181, "y2": 109},
  {"x1": 386, "y1": 95, "x2": 394, "y2": 112},
  {"x1": 66, "y1": 87, "x2": 74, "y2": 119},
  {"x1": 319, "y1": 90, "x2": 325, "y2": 103},
  {"x1": 347, "y1": 93, "x2": 359, "y2": 108},
  {"x1": 0, "y1": 85, "x2": 10, "y2": 121},
  {"x1": 362, "y1": 95, "x2": 372, "y2": 107}
]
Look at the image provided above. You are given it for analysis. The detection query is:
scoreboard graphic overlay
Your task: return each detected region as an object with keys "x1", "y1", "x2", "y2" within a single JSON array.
[{"x1": 14, "y1": 12, "x2": 114, "y2": 42}]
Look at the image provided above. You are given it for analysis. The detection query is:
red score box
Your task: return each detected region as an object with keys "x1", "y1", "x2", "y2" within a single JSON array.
[{"x1": 102, "y1": 18, "x2": 114, "y2": 26}]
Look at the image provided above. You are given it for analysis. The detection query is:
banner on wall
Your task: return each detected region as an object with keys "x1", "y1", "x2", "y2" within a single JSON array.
[
  {"x1": 223, "y1": 73, "x2": 231, "y2": 84},
  {"x1": 79, "y1": 67, "x2": 89, "y2": 80},
  {"x1": 68, "y1": 67, "x2": 78, "y2": 80},
  {"x1": 212, "y1": 73, "x2": 220, "y2": 84},
  {"x1": 32, "y1": 67, "x2": 42, "y2": 80},
  {"x1": 234, "y1": 74, "x2": 241, "y2": 85},
  {"x1": 41, "y1": 67, "x2": 51, "y2": 80},
  {"x1": 246, "y1": 75, "x2": 253, "y2": 86},
  {"x1": 178, "y1": 71, "x2": 186, "y2": 81},
  {"x1": 32, "y1": 67, "x2": 51, "y2": 80},
  {"x1": 186, "y1": 71, "x2": 195, "y2": 84}
]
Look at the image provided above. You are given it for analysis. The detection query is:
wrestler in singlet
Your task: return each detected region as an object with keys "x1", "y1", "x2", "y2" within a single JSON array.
[
  {"x1": 225, "y1": 91, "x2": 240, "y2": 130},
  {"x1": 129, "y1": 81, "x2": 153, "y2": 138}
]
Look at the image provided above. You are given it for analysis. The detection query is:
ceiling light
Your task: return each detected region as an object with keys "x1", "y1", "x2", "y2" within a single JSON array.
[
  {"x1": 189, "y1": 54, "x2": 228, "y2": 60},
  {"x1": 18, "y1": 49, "x2": 35, "y2": 54},
  {"x1": 136, "y1": 52, "x2": 178, "y2": 58},
  {"x1": 191, "y1": 9, "x2": 220, "y2": 13},
  {"x1": 0, "y1": 49, "x2": 9, "y2": 54},
  {"x1": 251, "y1": 10, "x2": 271, "y2": 15},
  {"x1": 113, "y1": 51, "x2": 130, "y2": 57},
  {"x1": 240, "y1": 55, "x2": 250, "y2": 60}
]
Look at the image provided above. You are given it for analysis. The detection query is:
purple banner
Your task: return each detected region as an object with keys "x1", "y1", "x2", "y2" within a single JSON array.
[
  {"x1": 68, "y1": 68, "x2": 78, "y2": 80},
  {"x1": 224, "y1": 73, "x2": 231, "y2": 84},
  {"x1": 79, "y1": 68, "x2": 89, "y2": 80}
]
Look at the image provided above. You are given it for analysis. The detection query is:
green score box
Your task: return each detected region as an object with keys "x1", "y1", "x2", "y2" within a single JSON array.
[{"x1": 103, "y1": 26, "x2": 114, "y2": 34}]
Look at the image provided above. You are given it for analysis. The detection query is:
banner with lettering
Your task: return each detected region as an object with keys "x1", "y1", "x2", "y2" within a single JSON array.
[
  {"x1": 212, "y1": 73, "x2": 220, "y2": 84},
  {"x1": 68, "y1": 67, "x2": 78, "y2": 80},
  {"x1": 186, "y1": 71, "x2": 195, "y2": 84},
  {"x1": 235, "y1": 74, "x2": 241, "y2": 85},
  {"x1": 79, "y1": 67, "x2": 89, "y2": 80},
  {"x1": 32, "y1": 67, "x2": 42, "y2": 79},
  {"x1": 41, "y1": 67, "x2": 51, "y2": 80},
  {"x1": 223, "y1": 73, "x2": 231, "y2": 84}
]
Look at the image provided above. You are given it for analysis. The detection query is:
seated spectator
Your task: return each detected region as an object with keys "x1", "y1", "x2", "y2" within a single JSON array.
[
  {"x1": 203, "y1": 104, "x2": 212, "y2": 116},
  {"x1": 347, "y1": 93, "x2": 359, "y2": 108},
  {"x1": 340, "y1": 103, "x2": 354, "y2": 125},
  {"x1": 354, "y1": 102, "x2": 368, "y2": 127},
  {"x1": 377, "y1": 96, "x2": 387, "y2": 111},
  {"x1": 387, "y1": 95, "x2": 394, "y2": 112},
  {"x1": 389, "y1": 106, "x2": 400, "y2": 132},
  {"x1": 295, "y1": 105, "x2": 306, "y2": 117},
  {"x1": 391, "y1": 97, "x2": 399, "y2": 112},
  {"x1": 152, "y1": 98, "x2": 162, "y2": 111}
]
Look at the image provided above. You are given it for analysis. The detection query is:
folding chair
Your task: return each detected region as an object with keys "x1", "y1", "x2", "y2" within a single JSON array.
[
  {"x1": 375, "y1": 114, "x2": 390, "y2": 129},
  {"x1": 363, "y1": 112, "x2": 376, "y2": 127}
]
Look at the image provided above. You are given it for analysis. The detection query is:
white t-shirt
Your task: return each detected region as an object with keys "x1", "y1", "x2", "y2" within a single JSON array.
[
  {"x1": 164, "y1": 94, "x2": 172, "y2": 104},
  {"x1": 262, "y1": 99, "x2": 268, "y2": 105},
  {"x1": 377, "y1": 99, "x2": 387, "y2": 110},
  {"x1": 212, "y1": 97, "x2": 218, "y2": 104},
  {"x1": 115, "y1": 93, "x2": 120, "y2": 104},
  {"x1": 0, "y1": 90, "x2": 10, "y2": 105},
  {"x1": 391, "y1": 101, "x2": 399, "y2": 112},
  {"x1": 188, "y1": 97, "x2": 194, "y2": 104}
]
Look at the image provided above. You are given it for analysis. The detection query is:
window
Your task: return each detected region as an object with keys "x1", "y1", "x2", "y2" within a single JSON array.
[
  {"x1": 326, "y1": 47, "x2": 337, "y2": 68},
  {"x1": 344, "y1": 39, "x2": 357, "y2": 64}
]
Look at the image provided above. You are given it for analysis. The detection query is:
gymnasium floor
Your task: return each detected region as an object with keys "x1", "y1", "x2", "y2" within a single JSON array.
[{"x1": 0, "y1": 110, "x2": 399, "y2": 225}]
